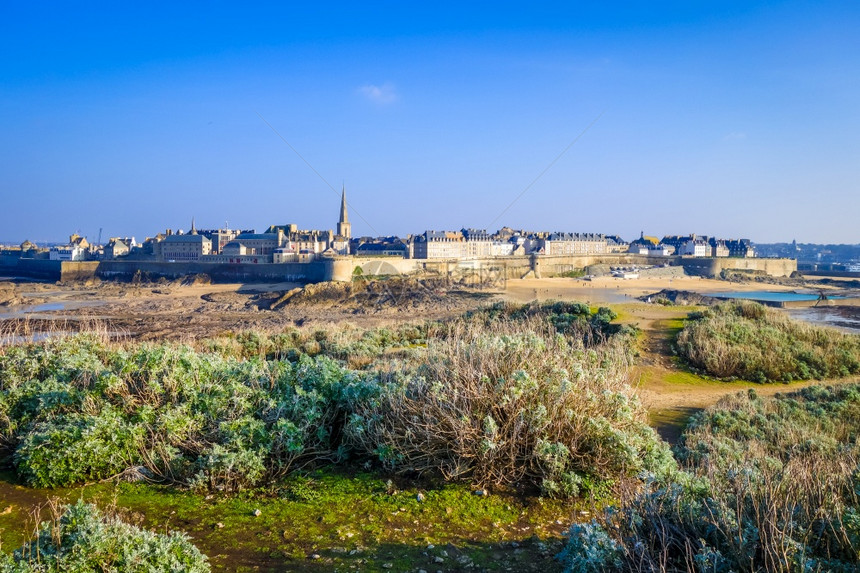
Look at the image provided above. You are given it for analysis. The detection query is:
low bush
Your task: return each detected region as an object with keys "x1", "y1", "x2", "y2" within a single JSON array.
[
  {"x1": 349, "y1": 316, "x2": 674, "y2": 495},
  {"x1": 0, "y1": 336, "x2": 378, "y2": 490},
  {"x1": 558, "y1": 384, "x2": 860, "y2": 572},
  {"x1": 203, "y1": 324, "x2": 427, "y2": 367},
  {"x1": 15, "y1": 409, "x2": 145, "y2": 488},
  {"x1": 0, "y1": 501, "x2": 209, "y2": 572},
  {"x1": 676, "y1": 300, "x2": 860, "y2": 382},
  {"x1": 0, "y1": 301, "x2": 646, "y2": 497}
]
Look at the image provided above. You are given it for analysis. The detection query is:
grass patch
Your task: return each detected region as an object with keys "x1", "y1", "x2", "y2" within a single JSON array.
[
  {"x1": 560, "y1": 384, "x2": 860, "y2": 572},
  {"x1": 677, "y1": 300, "x2": 860, "y2": 382},
  {"x1": 0, "y1": 468, "x2": 583, "y2": 571},
  {"x1": 647, "y1": 408, "x2": 693, "y2": 428},
  {"x1": 647, "y1": 407, "x2": 701, "y2": 445},
  {"x1": 659, "y1": 369, "x2": 717, "y2": 386},
  {"x1": 659, "y1": 317, "x2": 686, "y2": 333}
]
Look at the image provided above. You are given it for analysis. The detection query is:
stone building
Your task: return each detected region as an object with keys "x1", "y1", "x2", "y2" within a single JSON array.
[
  {"x1": 679, "y1": 237, "x2": 710, "y2": 257},
  {"x1": 68, "y1": 234, "x2": 89, "y2": 251},
  {"x1": 539, "y1": 232, "x2": 607, "y2": 255},
  {"x1": 231, "y1": 232, "x2": 280, "y2": 256},
  {"x1": 663, "y1": 235, "x2": 710, "y2": 257},
  {"x1": 725, "y1": 239, "x2": 755, "y2": 258},
  {"x1": 49, "y1": 245, "x2": 86, "y2": 261},
  {"x1": 103, "y1": 238, "x2": 129, "y2": 259},
  {"x1": 709, "y1": 238, "x2": 730, "y2": 258},
  {"x1": 628, "y1": 232, "x2": 660, "y2": 254},
  {"x1": 158, "y1": 232, "x2": 212, "y2": 262},
  {"x1": 412, "y1": 231, "x2": 466, "y2": 259},
  {"x1": 605, "y1": 235, "x2": 629, "y2": 253},
  {"x1": 412, "y1": 229, "x2": 497, "y2": 259},
  {"x1": 647, "y1": 244, "x2": 674, "y2": 256},
  {"x1": 353, "y1": 237, "x2": 408, "y2": 257},
  {"x1": 48, "y1": 233, "x2": 90, "y2": 261},
  {"x1": 198, "y1": 228, "x2": 250, "y2": 254}
]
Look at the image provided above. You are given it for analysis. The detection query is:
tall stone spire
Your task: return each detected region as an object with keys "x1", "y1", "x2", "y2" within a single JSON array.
[
  {"x1": 339, "y1": 186, "x2": 349, "y2": 225},
  {"x1": 190, "y1": 217, "x2": 197, "y2": 235},
  {"x1": 337, "y1": 186, "x2": 351, "y2": 240}
]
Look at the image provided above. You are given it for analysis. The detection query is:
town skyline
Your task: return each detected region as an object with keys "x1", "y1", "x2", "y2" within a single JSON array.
[
  {"x1": 2, "y1": 2, "x2": 859, "y2": 244},
  {"x1": 2, "y1": 194, "x2": 859, "y2": 249},
  {"x1": 0, "y1": 179, "x2": 854, "y2": 249}
]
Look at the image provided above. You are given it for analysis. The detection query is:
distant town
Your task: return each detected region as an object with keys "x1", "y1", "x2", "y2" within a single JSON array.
[{"x1": 2, "y1": 189, "x2": 859, "y2": 274}]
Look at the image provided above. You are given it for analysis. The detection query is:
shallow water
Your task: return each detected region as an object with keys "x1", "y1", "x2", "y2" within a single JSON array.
[
  {"x1": 787, "y1": 307, "x2": 860, "y2": 334},
  {"x1": 706, "y1": 290, "x2": 842, "y2": 303},
  {"x1": 0, "y1": 331, "x2": 74, "y2": 345},
  {"x1": 0, "y1": 300, "x2": 105, "y2": 319}
]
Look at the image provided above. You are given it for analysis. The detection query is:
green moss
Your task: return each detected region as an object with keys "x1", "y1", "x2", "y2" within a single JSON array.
[
  {"x1": 0, "y1": 469, "x2": 580, "y2": 571},
  {"x1": 661, "y1": 318, "x2": 686, "y2": 333},
  {"x1": 660, "y1": 370, "x2": 716, "y2": 386}
]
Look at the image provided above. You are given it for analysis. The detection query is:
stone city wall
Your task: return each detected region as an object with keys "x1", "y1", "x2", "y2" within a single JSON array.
[
  {"x1": 680, "y1": 257, "x2": 796, "y2": 278},
  {"x1": 96, "y1": 260, "x2": 326, "y2": 283},
  {"x1": 1, "y1": 254, "x2": 797, "y2": 283}
]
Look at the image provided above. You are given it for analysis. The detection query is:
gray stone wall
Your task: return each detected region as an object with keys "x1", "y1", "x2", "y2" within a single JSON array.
[{"x1": 680, "y1": 257, "x2": 796, "y2": 278}]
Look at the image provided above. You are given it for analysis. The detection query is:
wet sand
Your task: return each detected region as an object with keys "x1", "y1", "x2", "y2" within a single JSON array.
[
  {"x1": 1, "y1": 274, "x2": 858, "y2": 339},
  {"x1": 501, "y1": 276, "x2": 816, "y2": 305}
]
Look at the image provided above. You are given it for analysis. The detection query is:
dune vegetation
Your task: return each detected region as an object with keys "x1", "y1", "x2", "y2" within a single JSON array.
[
  {"x1": 558, "y1": 384, "x2": 860, "y2": 572},
  {"x1": 0, "y1": 301, "x2": 671, "y2": 568},
  {"x1": 0, "y1": 302, "x2": 666, "y2": 498},
  {"x1": 1, "y1": 501, "x2": 209, "y2": 572},
  {"x1": 676, "y1": 300, "x2": 860, "y2": 382},
  {"x1": 2, "y1": 298, "x2": 859, "y2": 571}
]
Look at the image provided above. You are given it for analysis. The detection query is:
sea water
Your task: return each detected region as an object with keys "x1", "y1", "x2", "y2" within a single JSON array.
[{"x1": 706, "y1": 291, "x2": 842, "y2": 303}]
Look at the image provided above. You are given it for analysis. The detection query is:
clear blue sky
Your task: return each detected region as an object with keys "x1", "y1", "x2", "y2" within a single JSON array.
[{"x1": 2, "y1": 1, "x2": 858, "y2": 245}]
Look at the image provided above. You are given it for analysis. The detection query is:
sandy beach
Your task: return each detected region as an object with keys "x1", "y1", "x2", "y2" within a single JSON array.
[{"x1": 501, "y1": 275, "x2": 818, "y2": 305}]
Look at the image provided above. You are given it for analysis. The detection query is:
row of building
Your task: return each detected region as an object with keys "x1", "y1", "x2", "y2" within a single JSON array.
[
  {"x1": 628, "y1": 233, "x2": 755, "y2": 258},
  {"x1": 409, "y1": 229, "x2": 754, "y2": 259},
  {"x1": 44, "y1": 189, "x2": 354, "y2": 263},
  {"x1": 35, "y1": 190, "x2": 754, "y2": 264},
  {"x1": 410, "y1": 228, "x2": 626, "y2": 258}
]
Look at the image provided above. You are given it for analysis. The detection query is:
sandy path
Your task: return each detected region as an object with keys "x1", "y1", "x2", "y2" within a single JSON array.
[{"x1": 615, "y1": 303, "x2": 860, "y2": 442}]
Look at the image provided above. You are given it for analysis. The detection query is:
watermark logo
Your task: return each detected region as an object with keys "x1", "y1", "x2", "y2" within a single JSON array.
[{"x1": 347, "y1": 261, "x2": 507, "y2": 311}]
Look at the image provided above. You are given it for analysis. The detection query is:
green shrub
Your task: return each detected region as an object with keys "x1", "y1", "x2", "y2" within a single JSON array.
[
  {"x1": 0, "y1": 501, "x2": 209, "y2": 572},
  {"x1": 189, "y1": 443, "x2": 267, "y2": 492},
  {"x1": 676, "y1": 301, "x2": 860, "y2": 382},
  {"x1": 0, "y1": 301, "x2": 642, "y2": 496},
  {"x1": 14, "y1": 409, "x2": 144, "y2": 488},
  {"x1": 556, "y1": 520, "x2": 623, "y2": 572},
  {"x1": 559, "y1": 384, "x2": 860, "y2": 572},
  {"x1": 1, "y1": 334, "x2": 380, "y2": 489},
  {"x1": 349, "y1": 317, "x2": 674, "y2": 495}
]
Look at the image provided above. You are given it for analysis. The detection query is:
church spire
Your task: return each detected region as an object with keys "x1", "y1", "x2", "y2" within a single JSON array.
[
  {"x1": 339, "y1": 186, "x2": 349, "y2": 224},
  {"x1": 190, "y1": 217, "x2": 197, "y2": 235},
  {"x1": 337, "y1": 186, "x2": 351, "y2": 240}
]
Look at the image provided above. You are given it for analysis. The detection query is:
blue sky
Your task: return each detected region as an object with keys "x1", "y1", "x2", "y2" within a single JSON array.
[{"x1": 1, "y1": 2, "x2": 858, "y2": 244}]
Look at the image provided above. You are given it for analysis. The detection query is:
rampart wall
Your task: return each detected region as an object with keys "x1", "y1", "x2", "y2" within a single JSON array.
[
  {"x1": 0, "y1": 258, "x2": 325, "y2": 283},
  {"x1": 802, "y1": 271, "x2": 860, "y2": 279},
  {"x1": 0, "y1": 258, "x2": 66, "y2": 280},
  {"x1": 680, "y1": 257, "x2": 796, "y2": 278},
  {"x1": 96, "y1": 261, "x2": 326, "y2": 283},
  {"x1": 0, "y1": 254, "x2": 797, "y2": 283}
]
